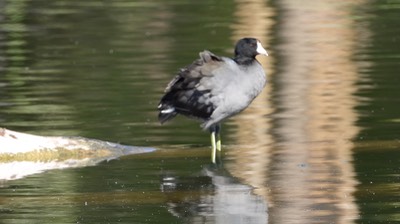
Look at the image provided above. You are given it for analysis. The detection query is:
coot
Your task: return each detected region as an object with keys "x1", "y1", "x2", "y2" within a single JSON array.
[{"x1": 158, "y1": 38, "x2": 268, "y2": 163}]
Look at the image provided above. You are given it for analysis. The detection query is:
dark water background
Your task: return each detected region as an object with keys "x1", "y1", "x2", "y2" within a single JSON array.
[{"x1": 1, "y1": 0, "x2": 400, "y2": 223}]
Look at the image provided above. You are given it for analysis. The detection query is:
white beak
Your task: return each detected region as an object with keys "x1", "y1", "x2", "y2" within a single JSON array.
[{"x1": 256, "y1": 41, "x2": 268, "y2": 56}]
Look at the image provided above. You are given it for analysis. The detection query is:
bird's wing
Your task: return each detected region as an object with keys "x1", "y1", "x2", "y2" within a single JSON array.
[
  {"x1": 164, "y1": 50, "x2": 224, "y2": 92},
  {"x1": 160, "y1": 50, "x2": 231, "y2": 120}
]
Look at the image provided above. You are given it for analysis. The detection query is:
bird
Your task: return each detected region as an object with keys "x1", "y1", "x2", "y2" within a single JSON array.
[{"x1": 157, "y1": 37, "x2": 268, "y2": 163}]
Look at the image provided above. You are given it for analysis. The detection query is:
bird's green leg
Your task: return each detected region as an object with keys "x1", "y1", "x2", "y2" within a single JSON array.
[
  {"x1": 216, "y1": 124, "x2": 221, "y2": 152},
  {"x1": 210, "y1": 129, "x2": 217, "y2": 163}
]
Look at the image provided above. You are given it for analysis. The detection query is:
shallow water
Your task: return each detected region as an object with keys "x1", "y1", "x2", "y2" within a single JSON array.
[{"x1": 1, "y1": 0, "x2": 400, "y2": 223}]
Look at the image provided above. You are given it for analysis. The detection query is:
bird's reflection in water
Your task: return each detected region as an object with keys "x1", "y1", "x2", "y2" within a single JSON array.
[{"x1": 161, "y1": 165, "x2": 268, "y2": 224}]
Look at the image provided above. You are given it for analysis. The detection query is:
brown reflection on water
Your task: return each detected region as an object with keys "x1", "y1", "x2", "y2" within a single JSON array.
[
  {"x1": 225, "y1": 0, "x2": 275, "y2": 203},
  {"x1": 227, "y1": 0, "x2": 369, "y2": 223},
  {"x1": 271, "y1": 0, "x2": 366, "y2": 223}
]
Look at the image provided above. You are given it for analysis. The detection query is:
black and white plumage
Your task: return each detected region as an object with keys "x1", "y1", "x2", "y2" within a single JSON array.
[{"x1": 158, "y1": 38, "x2": 268, "y2": 163}]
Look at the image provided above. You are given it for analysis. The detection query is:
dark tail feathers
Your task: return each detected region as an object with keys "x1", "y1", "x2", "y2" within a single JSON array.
[{"x1": 158, "y1": 103, "x2": 177, "y2": 124}]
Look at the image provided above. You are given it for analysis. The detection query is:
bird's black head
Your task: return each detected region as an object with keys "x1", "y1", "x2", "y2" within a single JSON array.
[{"x1": 234, "y1": 38, "x2": 268, "y2": 64}]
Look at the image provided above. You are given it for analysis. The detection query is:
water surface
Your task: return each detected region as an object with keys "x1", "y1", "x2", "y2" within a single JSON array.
[{"x1": 1, "y1": 0, "x2": 400, "y2": 223}]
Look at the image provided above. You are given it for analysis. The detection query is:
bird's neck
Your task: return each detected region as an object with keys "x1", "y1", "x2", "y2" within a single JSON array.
[{"x1": 233, "y1": 55, "x2": 256, "y2": 66}]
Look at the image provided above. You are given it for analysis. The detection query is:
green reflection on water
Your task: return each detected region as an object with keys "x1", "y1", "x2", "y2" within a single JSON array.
[
  {"x1": 0, "y1": 0, "x2": 400, "y2": 223},
  {"x1": 352, "y1": 0, "x2": 400, "y2": 223}
]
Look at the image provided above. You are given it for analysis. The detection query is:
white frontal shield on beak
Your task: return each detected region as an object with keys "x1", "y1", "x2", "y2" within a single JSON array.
[{"x1": 256, "y1": 41, "x2": 268, "y2": 56}]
